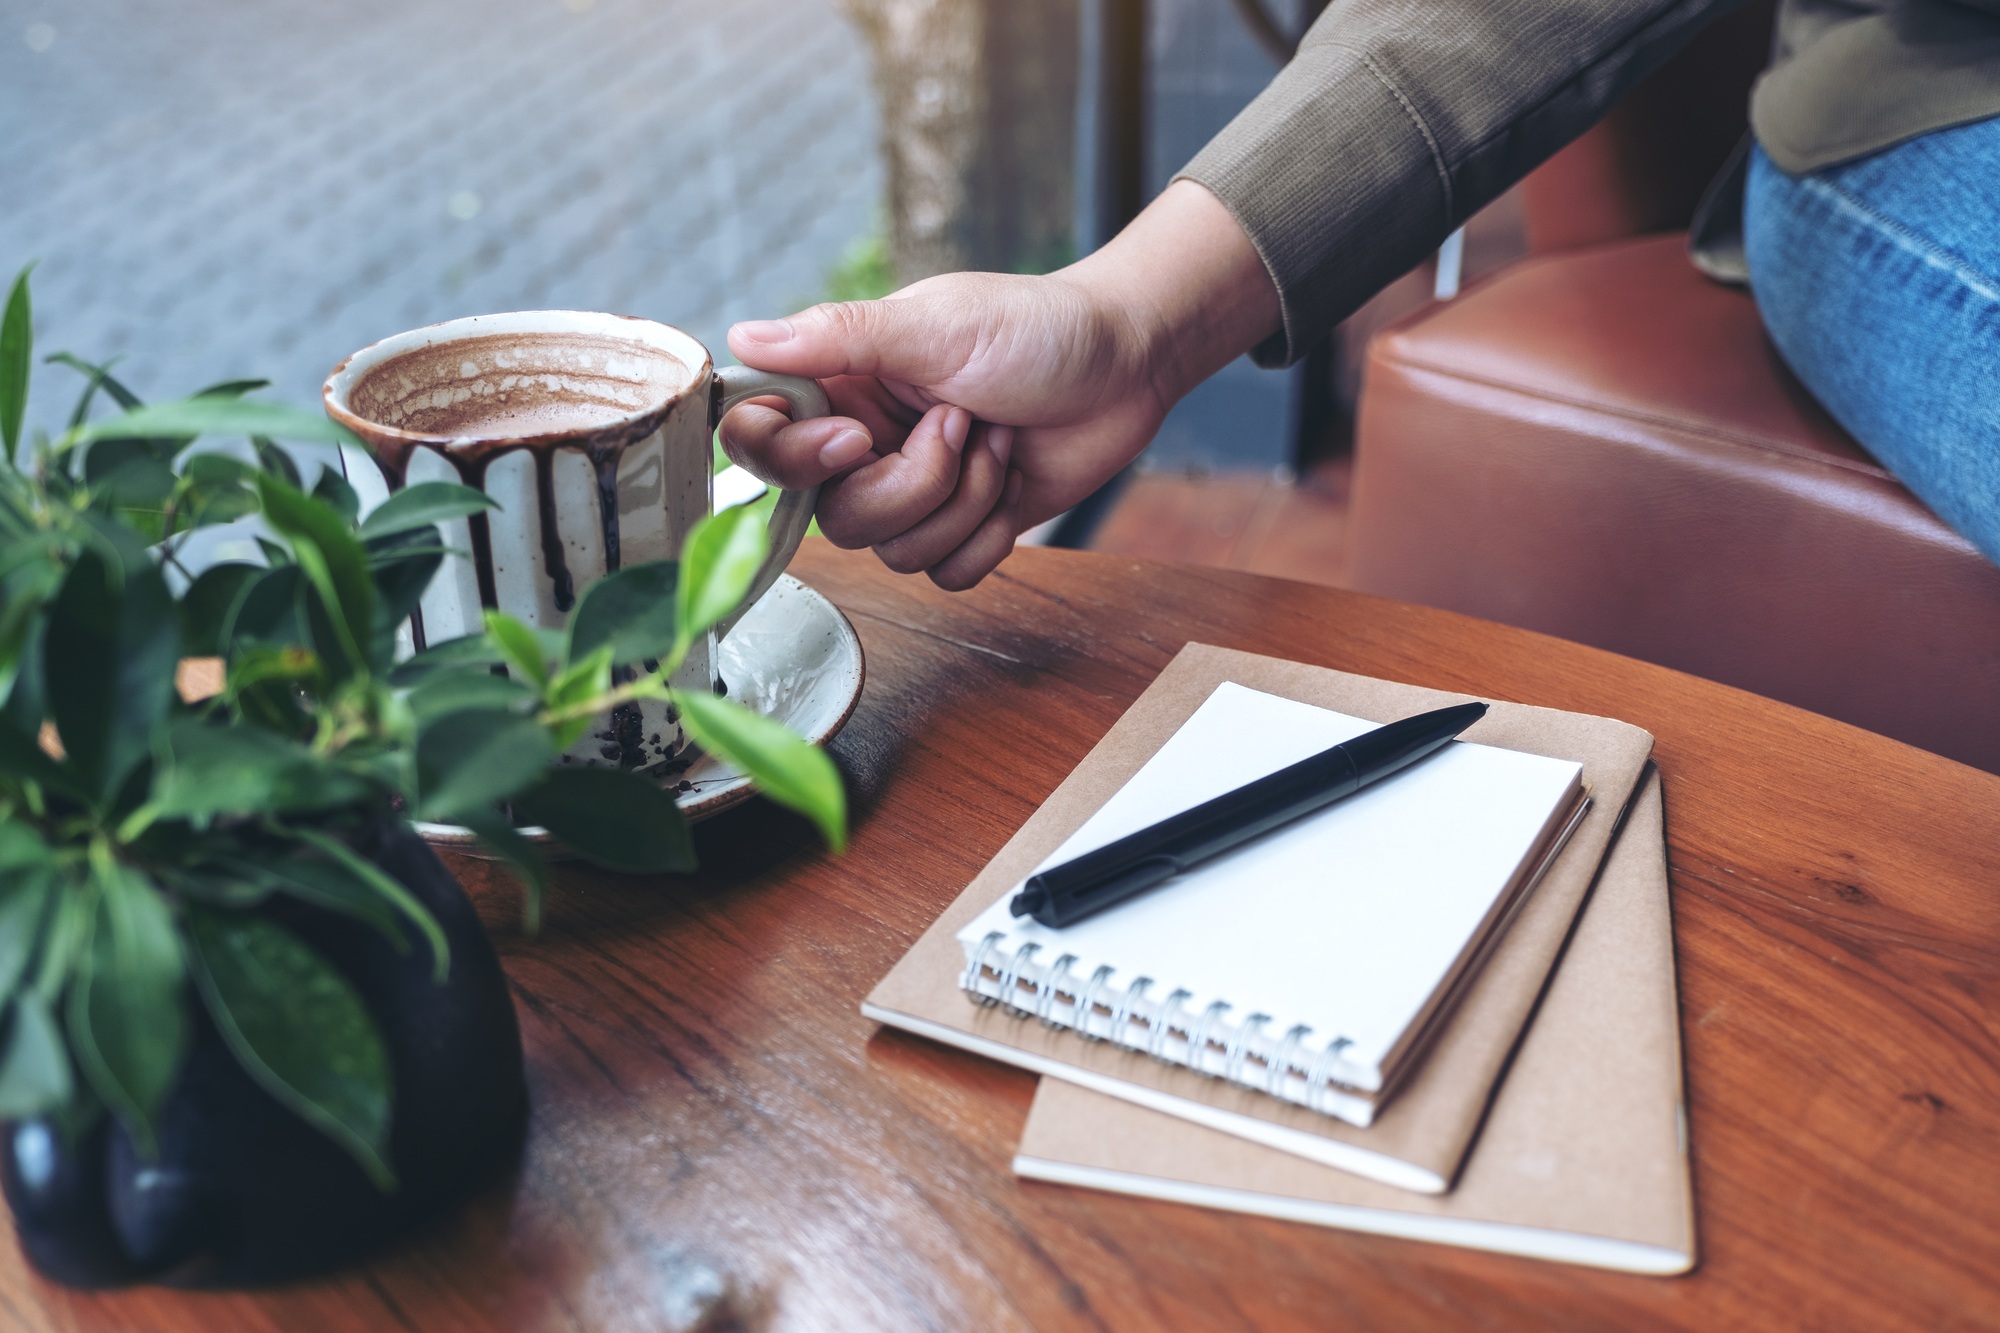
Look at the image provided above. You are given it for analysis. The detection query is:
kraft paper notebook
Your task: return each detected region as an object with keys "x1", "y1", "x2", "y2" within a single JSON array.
[
  {"x1": 1013, "y1": 773, "x2": 1694, "y2": 1276},
  {"x1": 863, "y1": 644, "x2": 1654, "y2": 1193}
]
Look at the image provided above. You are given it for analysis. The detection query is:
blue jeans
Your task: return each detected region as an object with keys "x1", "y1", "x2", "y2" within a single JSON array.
[{"x1": 1745, "y1": 120, "x2": 2000, "y2": 567}]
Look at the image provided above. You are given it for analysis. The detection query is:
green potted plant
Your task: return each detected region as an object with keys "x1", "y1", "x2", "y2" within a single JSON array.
[{"x1": 0, "y1": 266, "x2": 845, "y2": 1285}]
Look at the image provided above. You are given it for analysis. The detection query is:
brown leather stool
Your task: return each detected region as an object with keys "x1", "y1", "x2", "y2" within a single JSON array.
[{"x1": 1348, "y1": 233, "x2": 2000, "y2": 773}]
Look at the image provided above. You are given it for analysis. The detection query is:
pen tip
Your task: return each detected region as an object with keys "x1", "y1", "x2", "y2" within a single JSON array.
[{"x1": 1011, "y1": 886, "x2": 1042, "y2": 917}]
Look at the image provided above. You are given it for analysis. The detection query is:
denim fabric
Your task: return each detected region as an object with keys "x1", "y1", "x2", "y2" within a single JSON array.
[{"x1": 1745, "y1": 120, "x2": 2000, "y2": 567}]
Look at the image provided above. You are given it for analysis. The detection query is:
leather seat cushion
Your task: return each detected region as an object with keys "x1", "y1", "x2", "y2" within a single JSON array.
[{"x1": 1349, "y1": 233, "x2": 2000, "y2": 774}]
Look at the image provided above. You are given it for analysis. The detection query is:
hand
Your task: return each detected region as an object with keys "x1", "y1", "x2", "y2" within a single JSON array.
[{"x1": 719, "y1": 180, "x2": 1280, "y2": 589}]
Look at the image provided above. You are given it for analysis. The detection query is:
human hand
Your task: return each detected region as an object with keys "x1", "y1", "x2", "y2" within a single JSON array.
[{"x1": 719, "y1": 180, "x2": 1279, "y2": 589}]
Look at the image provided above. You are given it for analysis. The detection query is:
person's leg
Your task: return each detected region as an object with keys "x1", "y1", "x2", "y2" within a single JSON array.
[{"x1": 1744, "y1": 118, "x2": 2000, "y2": 567}]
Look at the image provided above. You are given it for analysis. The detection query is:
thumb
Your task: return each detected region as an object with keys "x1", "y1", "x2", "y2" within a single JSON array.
[{"x1": 727, "y1": 296, "x2": 969, "y2": 386}]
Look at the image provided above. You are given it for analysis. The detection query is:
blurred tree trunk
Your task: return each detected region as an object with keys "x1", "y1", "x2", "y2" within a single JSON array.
[{"x1": 844, "y1": 0, "x2": 1079, "y2": 284}]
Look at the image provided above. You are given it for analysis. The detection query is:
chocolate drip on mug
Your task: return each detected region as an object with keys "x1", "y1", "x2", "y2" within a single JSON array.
[
  {"x1": 589, "y1": 442, "x2": 623, "y2": 574},
  {"x1": 364, "y1": 434, "x2": 624, "y2": 616},
  {"x1": 532, "y1": 449, "x2": 576, "y2": 612}
]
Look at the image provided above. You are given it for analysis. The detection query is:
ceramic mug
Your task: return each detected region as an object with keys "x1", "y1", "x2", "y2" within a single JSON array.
[{"x1": 324, "y1": 310, "x2": 825, "y2": 773}]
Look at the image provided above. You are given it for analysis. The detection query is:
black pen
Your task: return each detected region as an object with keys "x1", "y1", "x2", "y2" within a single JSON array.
[{"x1": 1010, "y1": 701, "x2": 1490, "y2": 929}]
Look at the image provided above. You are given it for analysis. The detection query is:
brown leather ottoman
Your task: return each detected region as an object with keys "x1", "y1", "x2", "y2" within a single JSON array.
[{"x1": 1349, "y1": 233, "x2": 2000, "y2": 774}]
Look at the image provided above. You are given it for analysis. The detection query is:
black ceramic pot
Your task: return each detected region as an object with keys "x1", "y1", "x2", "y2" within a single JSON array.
[{"x1": 2, "y1": 821, "x2": 527, "y2": 1287}]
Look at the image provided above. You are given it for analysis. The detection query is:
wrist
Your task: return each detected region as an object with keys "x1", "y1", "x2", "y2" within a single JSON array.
[{"x1": 1060, "y1": 179, "x2": 1281, "y2": 410}]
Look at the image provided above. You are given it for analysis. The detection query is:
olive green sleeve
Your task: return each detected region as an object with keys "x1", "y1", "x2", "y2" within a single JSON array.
[{"x1": 1175, "y1": 0, "x2": 1746, "y2": 365}]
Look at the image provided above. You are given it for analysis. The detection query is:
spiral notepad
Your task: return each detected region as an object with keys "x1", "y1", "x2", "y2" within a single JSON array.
[{"x1": 953, "y1": 683, "x2": 1586, "y2": 1125}]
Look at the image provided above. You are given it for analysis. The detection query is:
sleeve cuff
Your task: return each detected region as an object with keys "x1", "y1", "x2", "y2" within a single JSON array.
[{"x1": 1173, "y1": 40, "x2": 1451, "y2": 367}]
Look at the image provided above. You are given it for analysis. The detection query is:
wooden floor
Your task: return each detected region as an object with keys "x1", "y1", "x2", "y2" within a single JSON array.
[{"x1": 1086, "y1": 455, "x2": 1355, "y2": 588}]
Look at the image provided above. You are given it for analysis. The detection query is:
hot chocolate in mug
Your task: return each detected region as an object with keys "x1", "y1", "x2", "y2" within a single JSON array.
[{"x1": 324, "y1": 310, "x2": 825, "y2": 773}]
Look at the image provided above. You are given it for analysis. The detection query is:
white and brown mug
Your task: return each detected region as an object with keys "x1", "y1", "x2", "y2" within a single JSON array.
[{"x1": 324, "y1": 310, "x2": 825, "y2": 772}]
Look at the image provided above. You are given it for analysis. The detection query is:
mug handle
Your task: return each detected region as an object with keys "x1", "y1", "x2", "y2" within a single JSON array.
[{"x1": 708, "y1": 365, "x2": 830, "y2": 640}]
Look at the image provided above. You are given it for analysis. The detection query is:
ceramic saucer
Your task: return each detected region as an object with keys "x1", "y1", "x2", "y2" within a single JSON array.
[{"x1": 417, "y1": 573, "x2": 864, "y2": 854}]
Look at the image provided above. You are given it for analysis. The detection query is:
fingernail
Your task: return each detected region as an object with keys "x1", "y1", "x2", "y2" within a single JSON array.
[
  {"x1": 942, "y1": 406, "x2": 972, "y2": 453},
  {"x1": 987, "y1": 424, "x2": 1015, "y2": 469},
  {"x1": 734, "y1": 319, "x2": 794, "y2": 345},
  {"x1": 818, "y1": 427, "x2": 870, "y2": 468}
]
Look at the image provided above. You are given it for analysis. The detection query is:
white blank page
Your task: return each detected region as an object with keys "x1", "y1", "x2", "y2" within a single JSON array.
[{"x1": 957, "y1": 683, "x2": 1582, "y2": 1084}]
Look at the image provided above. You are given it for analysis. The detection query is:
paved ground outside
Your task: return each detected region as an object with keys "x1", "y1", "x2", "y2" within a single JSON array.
[{"x1": 3, "y1": 0, "x2": 882, "y2": 441}]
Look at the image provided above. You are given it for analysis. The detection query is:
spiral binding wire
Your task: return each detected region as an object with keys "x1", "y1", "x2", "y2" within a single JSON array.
[
  {"x1": 1036, "y1": 953, "x2": 1081, "y2": 1026},
  {"x1": 964, "y1": 931, "x2": 1007, "y2": 1004},
  {"x1": 1187, "y1": 1000, "x2": 1231, "y2": 1077},
  {"x1": 1227, "y1": 1013, "x2": 1271, "y2": 1083},
  {"x1": 964, "y1": 936, "x2": 1359, "y2": 1108},
  {"x1": 1076, "y1": 964, "x2": 1116, "y2": 1041},
  {"x1": 1149, "y1": 989, "x2": 1194, "y2": 1059},
  {"x1": 996, "y1": 941, "x2": 1040, "y2": 1013},
  {"x1": 1111, "y1": 976, "x2": 1153, "y2": 1047},
  {"x1": 1270, "y1": 1023, "x2": 1313, "y2": 1097}
]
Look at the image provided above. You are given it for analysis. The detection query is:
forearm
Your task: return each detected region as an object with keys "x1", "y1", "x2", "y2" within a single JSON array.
[{"x1": 1057, "y1": 179, "x2": 1282, "y2": 412}]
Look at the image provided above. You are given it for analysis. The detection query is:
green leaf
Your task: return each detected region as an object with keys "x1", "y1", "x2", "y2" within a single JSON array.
[
  {"x1": 184, "y1": 907, "x2": 395, "y2": 1191},
  {"x1": 91, "y1": 457, "x2": 180, "y2": 514},
  {"x1": 47, "y1": 351, "x2": 142, "y2": 429},
  {"x1": 311, "y1": 467, "x2": 360, "y2": 523},
  {"x1": 220, "y1": 564, "x2": 306, "y2": 652},
  {"x1": 68, "y1": 863, "x2": 187, "y2": 1151},
  {"x1": 256, "y1": 475, "x2": 373, "y2": 674},
  {"x1": 676, "y1": 506, "x2": 768, "y2": 649},
  {"x1": 541, "y1": 644, "x2": 612, "y2": 749},
  {"x1": 451, "y1": 809, "x2": 550, "y2": 933},
  {"x1": 0, "y1": 714, "x2": 83, "y2": 801},
  {"x1": 151, "y1": 720, "x2": 372, "y2": 821},
  {"x1": 180, "y1": 563, "x2": 260, "y2": 657},
  {"x1": 566, "y1": 560, "x2": 679, "y2": 669},
  {"x1": 0, "y1": 996, "x2": 74, "y2": 1118},
  {"x1": 358, "y1": 482, "x2": 497, "y2": 541},
  {"x1": 192, "y1": 379, "x2": 271, "y2": 399},
  {"x1": 483, "y1": 610, "x2": 549, "y2": 688},
  {"x1": 414, "y1": 708, "x2": 555, "y2": 822},
  {"x1": 250, "y1": 435, "x2": 301, "y2": 488},
  {"x1": 510, "y1": 765, "x2": 695, "y2": 873},
  {"x1": 181, "y1": 450, "x2": 260, "y2": 489},
  {"x1": 69, "y1": 397, "x2": 361, "y2": 449},
  {"x1": 0, "y1": 575, "x2": 52, "y2": 721},
  {"x1": 0, "y1": 861, "x2": 54, "y2": 998},
  {"x1": 83, "y1": 433, "x2": 179, "y2": 481},
  {"x1": 0, "y1": 820, "x2": 51, "y2": 869},
  {"x1": 1, "y1": 266, "x2": 31, "y2": 459},
  {"x1": 386, "y1": 633, "x2": 505, "y2": 687},
  {"x1": 676, "y1": 690, "x2": 846, "y2": 851},
  {"x1": 176, "y1": 454, "x2": 264, "y2": 532},
  {"x1": 405, "y1": 668, "x2": 538, "y2": 725},
  {"x1": 213, "y1": 855, "x2": 406, "y2": 950},
  {"x1": 365, "y1": 527, "x2": 443, "y2": 648},
  {"x1": 47, "y1": 549, "x2": 183, "y2": 802},
  {"x1": 289, "y1": 827, "x2": 451, "y2": 983},
  {"x1": 222, "y1": 644, "x2": 322, "y2": 737}
]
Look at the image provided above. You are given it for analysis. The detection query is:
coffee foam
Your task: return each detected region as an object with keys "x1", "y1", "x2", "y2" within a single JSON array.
[{"x1": 346, "y1": 331, "x2": 690, "y2": 440}]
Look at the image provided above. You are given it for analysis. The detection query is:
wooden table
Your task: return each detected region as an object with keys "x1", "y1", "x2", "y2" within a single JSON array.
[{"x1": 7, "y1": 543, "x2": 1999, "y2": 1331}]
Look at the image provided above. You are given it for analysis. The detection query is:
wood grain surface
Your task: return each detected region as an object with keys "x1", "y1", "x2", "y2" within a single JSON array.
[{"x1": 6, "y1": 542, "x2": 1998, "y2": 1332}]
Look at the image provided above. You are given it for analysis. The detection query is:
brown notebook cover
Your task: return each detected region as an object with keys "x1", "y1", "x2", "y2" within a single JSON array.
[
  {"x1": 1013, "y1": 773, "x2": 1694, "y2": 1275},
  {"x1": 863, "y1": 644, "x2": 1654, "y2": 1192}
]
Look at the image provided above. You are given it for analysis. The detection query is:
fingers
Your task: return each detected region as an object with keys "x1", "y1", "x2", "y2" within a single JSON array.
[
  {"x1": 814, "y1": 404, "x2": 972, "y2": 549},
  {"x1": 928, "y1": 469, "x2": 1024, "y2": 591},
  {"x1": 872, "y1": 425, "x2": 1015, "y2": 574},
  {"x1": 717, "y1": 395, "x2": 874, "y2": 489},
  {"x1": 722, "y1": 374, "x2": 1029, "y2": 589}
]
